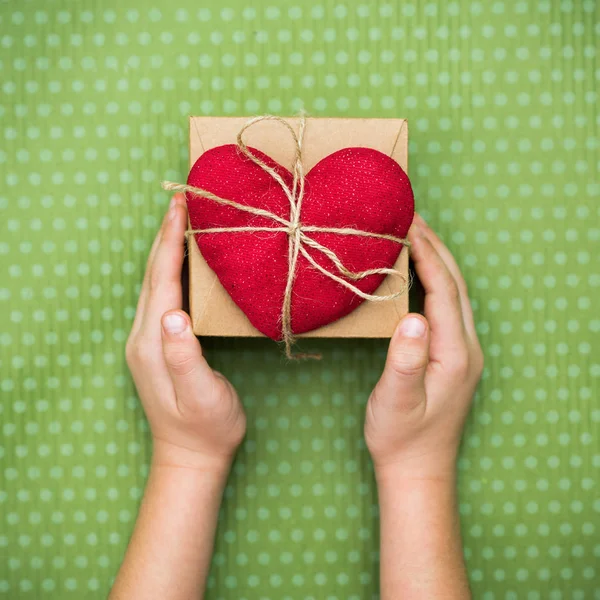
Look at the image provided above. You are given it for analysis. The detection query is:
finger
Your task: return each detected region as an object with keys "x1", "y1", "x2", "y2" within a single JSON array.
[
  {"x1": 141, "y1": 199, "x2": 188, "y2": 337},
  {"x1": 130, "y1": 209, "x2": 169, "y2": 336},
  {"x1": 413, "y1": 213, "x2": 477, "y2": 342},
  {"x1": 161, "y1": 310, "x2": 215, "y2": 413},
  {"x1": 408, "y1": 220, "x2": 467, "y2": 364},
  {"x1": 372, "y1": 314, "x2": 430, "y2": 413},
  {"x1": 131, "y1": 194, "x2": 186, "y2": 337}
]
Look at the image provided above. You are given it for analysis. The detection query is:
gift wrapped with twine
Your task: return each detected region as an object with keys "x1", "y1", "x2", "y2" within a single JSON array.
[{"x1": 162, "y1": 113, "x2": 413, "y2": 359}]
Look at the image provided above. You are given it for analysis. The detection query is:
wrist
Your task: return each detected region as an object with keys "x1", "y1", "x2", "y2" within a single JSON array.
[
  {"x1": 375, "y1": 462, "x2": 459, "y2": 519},
  {"x1": 372, "y1": 451, "x2": 458, "y2": 489},
  {"x1": 151, "y1": 438, "x2": 235, "y2": 479}
]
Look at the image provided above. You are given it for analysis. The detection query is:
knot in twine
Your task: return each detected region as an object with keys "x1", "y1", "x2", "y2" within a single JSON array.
[{"x1": 162, "y1": 113, "x2": 411, "y2": 360}]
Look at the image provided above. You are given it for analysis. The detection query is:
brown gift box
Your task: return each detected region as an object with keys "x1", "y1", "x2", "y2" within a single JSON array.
[{"x1": 186, "y1": 116, "x2": 410, "y2": 338}]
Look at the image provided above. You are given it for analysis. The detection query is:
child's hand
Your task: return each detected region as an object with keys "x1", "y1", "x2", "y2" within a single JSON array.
[
  {"x1": 125, "y1": 194, "x2": 246, "y2": 472},
  {"x1": 113, "y1": 195, "x2": 245, "y2": 600},
  {"x1": 365, "y1": 212, "x2": 484, "y2": 480},
  {"x1": 367, "y1": 213, "x2": 478, "y2": 597}
]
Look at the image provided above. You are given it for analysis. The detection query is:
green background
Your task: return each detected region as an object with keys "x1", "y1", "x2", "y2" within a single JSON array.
[{"x1": 1, "y1": 0, "x2": 599, "y2": 598}]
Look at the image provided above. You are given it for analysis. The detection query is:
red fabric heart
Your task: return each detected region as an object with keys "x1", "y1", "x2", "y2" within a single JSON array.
[{"x1": 186, "y1": 145, "x2": 414, "y2": 340}]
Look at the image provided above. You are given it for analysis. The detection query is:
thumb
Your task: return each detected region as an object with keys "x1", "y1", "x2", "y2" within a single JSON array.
[
  {"x1": 161, "y1": 310, "x2": 214, "y2": 411},
  {"x1": 374, "y1": 314, "x2": 430, "y2": 412}
]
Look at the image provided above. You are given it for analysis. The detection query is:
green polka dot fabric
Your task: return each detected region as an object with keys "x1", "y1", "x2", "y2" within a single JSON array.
[{"x1": 1, "y1": 1, "x2": 599, "y2": 597}]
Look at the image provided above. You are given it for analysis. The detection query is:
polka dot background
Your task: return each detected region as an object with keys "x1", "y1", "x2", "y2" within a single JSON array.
[{"x1": 1, "y1": 0, "x2": 599, "y2": 597}]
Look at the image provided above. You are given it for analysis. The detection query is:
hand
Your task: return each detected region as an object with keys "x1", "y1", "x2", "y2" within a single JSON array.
[
  {"x1": 365, "y1": 212, "x2": 484, "y2": 480},
  {"x1": 125, "y1": 194, "x2": 246, "y2": 472},
  {"x1": 113, "y1": 195, "x2": 245, "y2": 600}
]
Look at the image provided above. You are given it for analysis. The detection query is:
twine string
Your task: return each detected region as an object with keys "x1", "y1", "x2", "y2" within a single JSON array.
[{"x1": 162, "y1": 113, "x2": 411, "y2": 359}]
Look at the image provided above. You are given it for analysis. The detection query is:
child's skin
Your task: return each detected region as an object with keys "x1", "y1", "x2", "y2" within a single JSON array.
[{"x1": 110, "y1": 194, "x2": 483, "y2": 599}]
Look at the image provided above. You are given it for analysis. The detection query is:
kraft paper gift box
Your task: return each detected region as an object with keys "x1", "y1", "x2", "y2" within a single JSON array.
[{"x1": 186, "y1": 116, "x2": 410, "y2": 338}]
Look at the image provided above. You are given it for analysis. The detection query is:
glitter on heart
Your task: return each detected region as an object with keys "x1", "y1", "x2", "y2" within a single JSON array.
[{"x1": 162, "y1": 114, "x2": 415, "y2": 359}]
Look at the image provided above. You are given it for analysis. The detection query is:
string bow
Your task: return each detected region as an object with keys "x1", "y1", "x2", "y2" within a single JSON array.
[{"x1": 162, "y1": 113, "x2": 411, "y2": 359}]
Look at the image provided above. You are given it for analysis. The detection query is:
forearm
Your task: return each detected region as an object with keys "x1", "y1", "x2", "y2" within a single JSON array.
[
  {"x1": 376, "y1": 467, "x2": 471, "y2": 600},
  {"x1": 110, "y1": 449, "x2": 231, "y2": 600}
]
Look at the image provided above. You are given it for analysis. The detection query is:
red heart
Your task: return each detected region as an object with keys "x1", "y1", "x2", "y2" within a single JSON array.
[{"x1": 186, "y1": 145, "x2": 414, "y2": 340}]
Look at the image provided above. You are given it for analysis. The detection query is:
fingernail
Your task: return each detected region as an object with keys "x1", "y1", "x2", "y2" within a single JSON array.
[
  {"x1": 411, "y1": 222, "x2": 424, "y2": 237},
  {"x1": 169, "y1": 197, "x2": 176, "y2": 208},
  {"x1": 168, "y1": 203, "x2": 177, "y2": 221},
  {"x1": 398, "y1": 316, "x2": 426, "y2": 338},
  {"x1": 163, "y1": 313, "x2": 187, "y2": 334}
]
